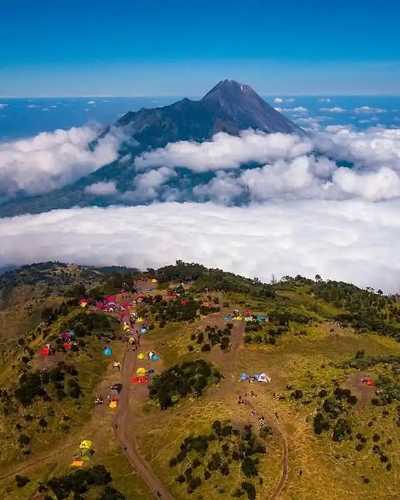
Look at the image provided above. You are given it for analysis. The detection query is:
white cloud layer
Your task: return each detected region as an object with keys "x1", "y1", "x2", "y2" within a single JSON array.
[
  {"x1": 84, "y1": 181, "x2": 118, "y2": 196},
  {"x1": 135, "y1": 130, "x2": 313, "y2": 172},
  {"x1": 354, "y1": 106, "x2": 385, "y2": 114},
  {"x1": 0, "y1": 126, "x2": 121, "y2": 199},
  {"x1": 1, "y1": 201, "x2": 400, "y2": 292},
  {"x1": 133, "y1": 126, "x2": 400, "y2": 204},
  {"x1": 320, "y1": 107, "x2": 346, "y2": 113}
]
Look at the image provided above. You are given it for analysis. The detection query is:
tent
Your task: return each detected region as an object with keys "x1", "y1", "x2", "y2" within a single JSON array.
[
  {"x1": 110, "y1": 383, "x2": 123, "y2": 393},
  {"x1": 70, "y1": 459, "x2": 84, "y2": 468},
  {"x1": 136, "y1": 367, "x2": 146, "y2": 376},
  {"x1": 255, "y1": 372, "x2": 271, "y2": 383},
  {"x1": 138, "y1": 352, "x2": 145, "y2": 360},
  {"x1": 109, "y1": 400, "x2": 118, "y2": 409},
  {"x1": 40, "y1": 345, "x2": 50, "y2": 357},
  {"x1": 140, "y1": 326, "x2": 148, "y2": 335},
  {"x1": 79, "y1": 299, "x2": 88, "y2": 308},
  {"x1": 361, "y1": 377, "x2": 375, "y2": 386},
  {"x1": 103, "y1": 346, "x2": 112, "y2": 357},
  {"x1": 151, "y1": 278, "x2": 158, "y2": 283},
  {"x1": 240, "y1": 372, "x2": 250, "y2": 381},
  {"x1": 79, "y1": 440, "x2": 93, "y2": 450},
  {"x1": 60, "y1": 330, "x2": 74, "y2": 341},
  {"x1": 149, "y1": 352, "x2": 160, "y2": 361},
  {"x1": 63, "y1": 342, "x2": 72, "y2": 351},
  {"x1": 131, "y1": 375, "x2": 149, "y2": 384}
]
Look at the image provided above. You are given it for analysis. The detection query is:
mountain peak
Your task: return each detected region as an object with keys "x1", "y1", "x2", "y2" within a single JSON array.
[
  {"x1": 202, "y1": 79, "x2": 256, "y2": 102},
  {"x1": 201, "y1": 79, "x2": 303, "y2": 135}
]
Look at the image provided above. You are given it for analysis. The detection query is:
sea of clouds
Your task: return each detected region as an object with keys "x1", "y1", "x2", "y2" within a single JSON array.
[
  {"x1": 1, "y1": 200, "x2": 400, "y2": 292},
  {"x1": 1, "y1": 113, "x2": 400, "y2": 291}
]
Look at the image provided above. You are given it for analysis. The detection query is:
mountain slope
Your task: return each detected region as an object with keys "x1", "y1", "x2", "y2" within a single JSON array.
[
  {"x1": 2, "y1": 261, "x2": 400, "y2": 499},
  {"x1": 0, "y1": 80, "x2": 303, "y2": 218}
]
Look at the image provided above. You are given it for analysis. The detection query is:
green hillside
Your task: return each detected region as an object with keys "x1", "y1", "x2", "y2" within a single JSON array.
[{"x1": 1, "y1": 261, "x2": 400, "y2": 499}]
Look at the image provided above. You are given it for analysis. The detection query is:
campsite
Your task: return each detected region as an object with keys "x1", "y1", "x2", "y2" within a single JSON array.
[{"x1": 1, "y1": 262, "x2": 400, "y2": 498}]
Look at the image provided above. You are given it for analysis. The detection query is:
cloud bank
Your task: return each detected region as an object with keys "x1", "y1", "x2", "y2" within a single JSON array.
[
  {"x1": 0, "y1": 126, "x2": 121, "y2": 200},
  {"x1": 135, "y1": 130, "x2": 313, "y2": 172},
  {"x1": 1, "y1": 201, "x2": 400, "y2": 292},
  {"x1": 132, "y1": 126, "x2": 400, "y2": 204}
]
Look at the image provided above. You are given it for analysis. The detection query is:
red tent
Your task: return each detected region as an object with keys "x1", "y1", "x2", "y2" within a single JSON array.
[
  {"x1": 130, "y1": 375, "x2": 149, "y2": 384},
  {"x1": 64, "y1": 342, "x2": 72, "y2": 351},
  {"x1": 361, "y1": 377, "x2": 375, "y2": 386},
  {"x1": 40, "y1": 346, "x2": 50, "y2": 357}
]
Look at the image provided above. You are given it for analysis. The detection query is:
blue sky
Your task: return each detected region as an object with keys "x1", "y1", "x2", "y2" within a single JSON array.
[{"x1": 1, "y1": 0, "x2": 399, "y2": 96}]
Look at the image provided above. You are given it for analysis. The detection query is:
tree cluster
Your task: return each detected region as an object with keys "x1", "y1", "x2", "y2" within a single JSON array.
[
  {"x1": 149, "y1": 360, "x2": 221, "y2": 409},
  {"x1": 169, "y1": 420, "x2": 267, "y2": 498}
]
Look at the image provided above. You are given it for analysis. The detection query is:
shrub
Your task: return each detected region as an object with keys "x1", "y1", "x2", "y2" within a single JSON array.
[
  {"x1": 241, "y1": 481, "x2": 256, "y2": 500},
  {"x1": 15, "y1": 475, "x2": 30, "y2": 488}
]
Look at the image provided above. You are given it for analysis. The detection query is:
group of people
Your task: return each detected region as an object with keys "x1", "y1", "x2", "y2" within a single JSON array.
[{"x1": 237, "y1": 391, "x2": 267, "y2": 429}]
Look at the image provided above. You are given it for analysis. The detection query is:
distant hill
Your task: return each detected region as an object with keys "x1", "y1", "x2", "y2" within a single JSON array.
[{"x1": 0, "y1": 80, "x2": 303, "y2": 218}]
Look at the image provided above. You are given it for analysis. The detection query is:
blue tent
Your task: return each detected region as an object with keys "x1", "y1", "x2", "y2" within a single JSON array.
[
  {"x1": 103, "y1": 346, "x2": 112, "y2": 356},
  {"x1": 240, "y1": 372, "x2": 249, "y2": 381}
]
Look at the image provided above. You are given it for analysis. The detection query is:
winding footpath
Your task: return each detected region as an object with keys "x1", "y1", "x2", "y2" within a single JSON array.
[{"x1": 112, "y1": 342, "x2": 173, "y2": 500}]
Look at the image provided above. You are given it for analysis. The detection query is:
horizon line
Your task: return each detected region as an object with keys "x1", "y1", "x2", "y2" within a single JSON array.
[{"x1": 1, "y1": 93, "x2": 400, "y2": 99}]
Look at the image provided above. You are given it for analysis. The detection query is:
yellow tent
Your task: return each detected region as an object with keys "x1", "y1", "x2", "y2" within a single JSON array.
[
  {"x1": 109, "y1": 400, "x2": 118, "y2": 409},
  {"x1": 136, "y1": 367, "x2": 146, "y2": 376},
  {"x1": 136, "y1": 317, "x2": 144, "y2": 323},
  {"x1": 138, "y1": 352, "x2": 145, "y2": 360},
  {"x1": 79, "y1": 440, "x2": 93, "y2": 450},
  {"x1": 151, "y1": 278, "x2": 158, "y2": 283}
]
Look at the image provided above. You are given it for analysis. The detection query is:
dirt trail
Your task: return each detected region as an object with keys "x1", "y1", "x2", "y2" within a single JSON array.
[
  {"x1": 239, "y1": 392, "x2": 289, "y2": 500},
  {"x1": 113, "y1": 340, "x2": 173, "y2": 500},
  {"x1": 270, "y1": 416, "x2": 289, "y2": 500}
]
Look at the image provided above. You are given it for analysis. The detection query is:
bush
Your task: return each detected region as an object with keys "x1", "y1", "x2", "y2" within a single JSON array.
[
  {"x1": 332, "y1": 419, "x2": 352, "y2": 442},
  {"x1": 18, "y1": 434, "x2": 31, "y2": 447},
  {"x1": 100, "y1": 486, "x2": 126, "y2": 499},
  {"x1": 241, "y1": 457, "x2": 257, "y2": 477},
  {"x1": 15, "y1": 475, "x2": 30, "y2": 488},
  {"x1": 313, "y1": 413, "x2": 330, "y2": 435},
  {"x1": 241, "y1": 481, "x2": 256, "y2": 500}
]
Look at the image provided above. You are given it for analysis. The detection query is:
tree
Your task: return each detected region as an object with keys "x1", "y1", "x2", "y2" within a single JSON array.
[{"x1": 241, "y1": 481, "x2": 256, "y2": 500}]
